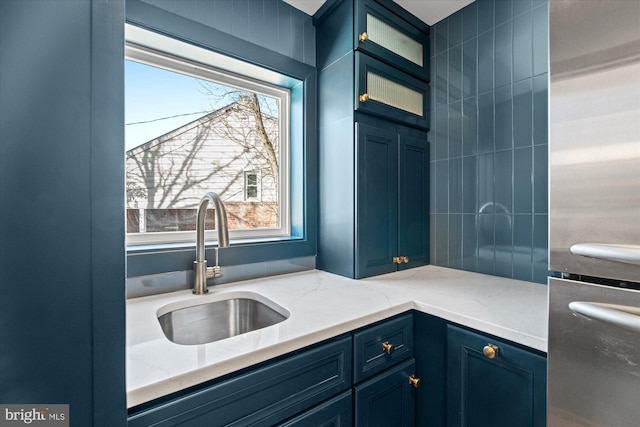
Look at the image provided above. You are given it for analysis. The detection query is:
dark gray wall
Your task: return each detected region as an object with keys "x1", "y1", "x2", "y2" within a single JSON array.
[
  {"x1": 138, "y1": 0, "x2": 316, "y2": 67},
  {"x1": 429, "y1": 0, "x2": 549, "y2": 284},
  {"x1": 0, "y1": 1, "x2": 126, "y2": 425}
]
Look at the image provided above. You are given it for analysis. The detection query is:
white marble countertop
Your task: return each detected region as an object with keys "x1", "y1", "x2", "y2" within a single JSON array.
[{"x1": 127, "y1": 265, "x2": 548, "y2": 408}]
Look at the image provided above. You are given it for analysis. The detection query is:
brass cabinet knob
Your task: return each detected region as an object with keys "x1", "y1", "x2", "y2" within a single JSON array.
[
  {"x1": 382, "y1": 342, "x2": 395, "y2": 354},
  {"x1": 409, "y1": 375, "x2": 421, "y2": 389},
  {"x1": 393, "y1": 256, "x2": 400, "y2": 264},
  {"x1": 402, "y1": 256, "x2": 409, "y2": 263},
  {"x1": 483, "y1": 344, "x2": 499, "y2": 359},
  {"x1": 359, "y1": 31, "x2": 369, "y2": 42},
  {"x1": 359, "y1": 93, "x2": 370, "y2": 102}
]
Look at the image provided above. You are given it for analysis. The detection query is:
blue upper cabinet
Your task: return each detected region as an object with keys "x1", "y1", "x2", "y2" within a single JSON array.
[
  {"x1": 354, "y1": 0, "x2": 430, "y2": 81},
  {"x1": 315, "y1": 0, "x2": 431, "y2": 132},
  {"x1": 356, "y1": 122, "x2": 400, "y2": 277},
  {"x1": 356, "y1": 52, "x2": 430, "y2": 131},
  {"x1": 398, "y1": 132, "x2": 430, "y2": 270},
  {"x1": 355, "y1": 119, "x2": 430, "y2": 278},
  {"x1": 316, "y1": 0, "x2": 431, "y2": 279}
]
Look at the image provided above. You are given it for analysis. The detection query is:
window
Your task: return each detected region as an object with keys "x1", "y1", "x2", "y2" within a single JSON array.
[
  {"x1": 125, "y1": 25, "x2": 299, "y2": 246},
  {"x1": 244, "y1": 171, "x2": 261, "y2": 200}
]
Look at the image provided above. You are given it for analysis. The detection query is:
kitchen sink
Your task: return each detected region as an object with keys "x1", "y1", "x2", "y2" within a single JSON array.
[{"x1": 157, "y1": 293, "x2": 289, "y2": 345}]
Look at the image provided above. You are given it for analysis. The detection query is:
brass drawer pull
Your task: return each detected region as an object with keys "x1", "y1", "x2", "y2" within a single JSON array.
[
  {"x1": 359, "y1": 31, "x2": 369, "y2": 43},
  {"x1": 382, "y1": 341, "x2": 395, "y2": 354},
  {"x1": 359, "y1": 93, "x2": 370, "y2": 102},
  {"x1": 483, "y1": 344, "x2": 499, "y2": 359},
  {"x1": 409, "y1": 375, "x2": 421, "y2": 389}
]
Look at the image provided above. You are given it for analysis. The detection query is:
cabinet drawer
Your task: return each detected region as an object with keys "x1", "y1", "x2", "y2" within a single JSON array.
[
  {"x1": 277, "y1": 391, "x2": 352, "y2": 427},
  {"x1": 354, "y1": 358, "x2": 417, "y2": 427},
  {"x1": 353, "y1": 314, "x2": 413, "y2": 383},
  {"x1": 128, "y1": 337, "x2": 352, "y2": 427},
  {"x1": 356, "y1": 52, "x2": 430, "y2": 129},
  {"x1": 354, "y1": 0, "x2": 429, "y2": 80}
]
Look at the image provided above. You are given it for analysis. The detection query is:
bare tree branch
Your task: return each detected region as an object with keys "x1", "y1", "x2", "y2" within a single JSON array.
[{"x1": 126, "y1": 85, "x2": 282, "y2": 230}]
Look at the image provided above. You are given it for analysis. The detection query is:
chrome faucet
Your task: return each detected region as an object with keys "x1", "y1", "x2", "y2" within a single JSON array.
[{"x1": 193, "y1": 192, "x2": 229, "y2": 294}]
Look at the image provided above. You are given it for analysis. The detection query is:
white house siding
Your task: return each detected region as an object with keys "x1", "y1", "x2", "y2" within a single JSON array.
[{"x1": 126, "y1": 101, "x2": 279, "y2": 232}]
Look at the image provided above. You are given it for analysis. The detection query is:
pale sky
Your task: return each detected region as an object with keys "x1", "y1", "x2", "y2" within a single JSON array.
[
  {"x1": 125, "y1": 59, "x2": 225, "y2": 151},
  {"x1": 125, "y1": 59, "x2": 279, "y2": 151}
]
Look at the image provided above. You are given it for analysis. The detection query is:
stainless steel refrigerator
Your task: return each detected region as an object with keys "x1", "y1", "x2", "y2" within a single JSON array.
[{"x1": 548, "y1": 1, "x2": 640, "y2": 426}]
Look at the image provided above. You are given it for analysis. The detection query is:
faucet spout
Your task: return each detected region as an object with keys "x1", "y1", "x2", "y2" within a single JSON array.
[{"x1": 193, "y1": 192, "x2": 229, "y2": 294}]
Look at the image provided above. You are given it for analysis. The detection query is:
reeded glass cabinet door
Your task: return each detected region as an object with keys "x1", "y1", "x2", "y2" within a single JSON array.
[
  {"x1": 356, "y1": 52, "x2": 430, "y2": 129},
  {"x1": 355, "y1": 0, "x2": 429, "y2": 80}
]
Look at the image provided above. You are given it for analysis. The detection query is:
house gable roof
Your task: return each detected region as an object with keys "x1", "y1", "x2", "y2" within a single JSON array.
[{"x1": 126, "y1": 100, "x2": 277, "y2": 156}]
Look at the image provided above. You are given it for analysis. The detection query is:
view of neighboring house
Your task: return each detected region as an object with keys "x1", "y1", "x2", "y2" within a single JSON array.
[{"x1": 126, "y1": 96, "x2": 279, "y2": 234}]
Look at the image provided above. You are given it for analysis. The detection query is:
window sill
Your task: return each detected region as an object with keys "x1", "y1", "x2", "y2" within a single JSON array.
[
  {"x1": 126, "y1": 235, "x2": 314, "y2": 278},
  {"x1": 127, "y1": 235, "x2": 303, "y2": 254},
  {"x1": 126, "y1": 255, "x2": 316, "y2": 299}
]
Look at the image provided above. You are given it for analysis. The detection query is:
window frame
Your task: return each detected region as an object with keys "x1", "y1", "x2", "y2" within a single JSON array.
[
  {"x1": 125, "y1": 34, "x2": 291, "y2": 246},
  {"x1": 124, "y1": 3, "x2": 317, "y2": 278}
]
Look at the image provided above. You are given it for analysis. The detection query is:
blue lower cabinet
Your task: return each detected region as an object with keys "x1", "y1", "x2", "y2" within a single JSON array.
[
  {"x1": 354, "y1": 359, "x2": 417, "y2": 427},
  {"x1": 128, "y1": 337, "x2": 352, "y2": 427},
  {"x1": 413, "y1": 312, "x2": 447, "y2": 427},
  {"x1": 277, "y1": 391, "x2": 353, "y2": 427},
  {"x1": 353, "y1": 313, "x2": 413, "y2": 383},
  {"x1": 447, "y1": 325, "x2": 547, "y2": 427},
  {"x1": 128, "y1": 312, "x2": 547, "y2": 427}
]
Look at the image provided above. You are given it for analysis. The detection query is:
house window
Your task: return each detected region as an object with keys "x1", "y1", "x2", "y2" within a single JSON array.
[
  {"x1": 125, "y1": 25, "x2": 297, "y2": 246},
  {"x1": 244, "y1": 171, "x2": 261, "y2": 200}
]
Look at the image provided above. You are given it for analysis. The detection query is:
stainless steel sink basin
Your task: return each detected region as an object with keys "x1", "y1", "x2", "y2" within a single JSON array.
[{"x1": 157, "y1": 294, "x2": 288, "y2": 345}]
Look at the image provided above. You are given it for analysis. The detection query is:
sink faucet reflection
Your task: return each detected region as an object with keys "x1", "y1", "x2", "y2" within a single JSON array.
[{"x1": 193, "y1": 192, "x2": 229, "y2": 294}]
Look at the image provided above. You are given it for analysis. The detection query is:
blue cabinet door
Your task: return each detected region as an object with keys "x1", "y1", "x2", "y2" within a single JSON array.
[
  {"x1": 354, "y1": 119, "x2": 429, "y2": 278},
  {"x1": 356, "y1": 52, "x2": 430, "y2": 129},
  {"x1": 413, "y1": 312, "x2": 447, "y2": 427},
  {"x1": 354, "y1": 0, "x2": 430, "y2": 81},
  {"x1": 128, "y1": 337, "x2": 352, "y2": 427},
  {"x1": 398, "y1": 133, "x2": 429, "y2": 270},
  {"x1": 278, "y1": 391, "x2": 352, "y2": 427},
  {"x1": 355, "y1": 122, "x2": 399, "y2": 278},
  {"x1": 447, "y1": 325, "x2": 547, "y2": 427},
  {"x1": 354, "y1": 358, "x2": 417, "y2": 427}
]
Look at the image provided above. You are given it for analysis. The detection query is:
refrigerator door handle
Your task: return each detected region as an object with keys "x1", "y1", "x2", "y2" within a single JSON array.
[
  {"x1": 570, "y1": 243, "x2": 640, "y2": 265},
  {"x1": 569, "y1": 301, "x2": 640, "y2": 333}
]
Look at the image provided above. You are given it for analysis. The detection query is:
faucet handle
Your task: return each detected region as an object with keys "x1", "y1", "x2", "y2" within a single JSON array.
[{"x1": 206, "y1": 265, "x2": 221, "y2": 279}]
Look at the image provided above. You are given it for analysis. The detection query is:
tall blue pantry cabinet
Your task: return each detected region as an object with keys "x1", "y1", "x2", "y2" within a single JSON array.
[{"x1": 316, "y1": 0, "x2": 431, "y2": 279}]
